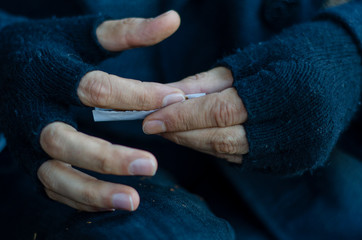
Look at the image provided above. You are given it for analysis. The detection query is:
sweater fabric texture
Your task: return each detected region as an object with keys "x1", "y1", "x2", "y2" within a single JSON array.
[
  {"x1": 0, "y1": 0, "x2": 361, "y2": 178},
  {"x1": 0, "y1": 0, "x2": 362, "y2": 239}
]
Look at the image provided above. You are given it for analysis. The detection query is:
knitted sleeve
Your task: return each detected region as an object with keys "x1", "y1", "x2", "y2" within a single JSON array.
[
  {"x1": 217, "y1": 0, "x2": 362, "y2": 176},
  {"x1": 0, "y1": 11, "x2": 114, "y2": 179}
]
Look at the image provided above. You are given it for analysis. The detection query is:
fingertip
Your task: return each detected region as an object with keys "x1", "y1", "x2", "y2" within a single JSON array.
[
  {"x1": 130, "y1": 191, "x2": 140, "y2": 211},
  {"x1": 156, "y1": 10, "x2": 181, "y2": 31},
  {"x1": 142, "y1": 120, "x2": 166, "y2": 135},
  {"x1": 110, "y1": 186, "x2": 140, "y2": 211},
  {"x1": 153, "y1": 10, "x2": 181, "y2": 39},
  {"x1": 128, "y1": 155, "x2": 158, "y2": 176}
]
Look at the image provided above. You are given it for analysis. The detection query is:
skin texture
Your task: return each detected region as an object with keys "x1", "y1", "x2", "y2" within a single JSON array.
[
  {"x1": 38, "y1": 10, "x2": 184, "y2": 212},
  {"x1": 143, "y1": 67, "x2": 249, "y2": 164},
  {"x1": 38, "y1": 11, "x2": 250, "y2": 212}
]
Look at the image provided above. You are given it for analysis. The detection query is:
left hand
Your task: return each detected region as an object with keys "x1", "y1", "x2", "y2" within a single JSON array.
[{"x1": 143, "y1": 67, "x2": 249, "y2": 164}]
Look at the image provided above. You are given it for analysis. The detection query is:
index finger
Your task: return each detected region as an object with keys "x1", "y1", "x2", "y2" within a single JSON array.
[
  {"x1": 143, "y1": 88, "x2": 247, "y2": 134},
  {"x1": 78, "y1": 70, "x2": 185, "y2": 110},
  {"x1": 167, "y1": 67, "x2": 234, "y2": 94}
]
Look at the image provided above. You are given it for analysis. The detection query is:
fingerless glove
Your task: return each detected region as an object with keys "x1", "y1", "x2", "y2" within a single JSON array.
[
  {"x1": 0, "y1": 14, "x2": 114, "y2": 179},
  {"x1": 218, "y1": 1, "x2": 362, "y2": 175}
]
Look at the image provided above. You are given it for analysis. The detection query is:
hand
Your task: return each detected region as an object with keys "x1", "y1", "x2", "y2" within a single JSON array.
[
  {"x1": 146, "y1": 19, "x2": 361, "y2": 176},
  {"x1": 0, "y1": 11, "x2": 183, "y2": 212},
  {"x1": 142, "y1": 67, "x2": 249, "y2": 164}
]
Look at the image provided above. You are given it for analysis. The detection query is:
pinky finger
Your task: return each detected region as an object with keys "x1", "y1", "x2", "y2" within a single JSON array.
[
  {"x1": 45, "y1": 189, "x2": 115, "y2": 212},
  {"x1": 161, "y1": 125, "x2": 249, "y2": 156}
]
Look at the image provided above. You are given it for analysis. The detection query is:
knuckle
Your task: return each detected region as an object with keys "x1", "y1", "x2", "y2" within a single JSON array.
[
  {"x1": 185, "y1": 71, "x2": 208, "y2": 83},
  {"x1": 37, "y1": 161, "x2": 57, "y2": 190},
  {"x1": 138, "y1": 25, "x2": 157, "y2": 44},
  {"x1": 193, "y1": 72, "x2": 209, "y2": 81},
  {"x1": 167, "y1": 133, "x2": 184, "y2": 146},
  {"x1": 81, "y1": 185, "x2": 98, "y2": 205},
  {"x1": 40, "y1": 123, "x2": 64, "y2": 156},
  {"x1": 212, "y1": 96, "x2": 237, "y2": 127},
  {"x1": 239, "y1": 127, "x2": 250, "y2": 154},
  {"x1": 96, "y1": 142, "x2": 131, "y2": 174},
  {"x1": 94, "y1": 142, "x2": 131, "y2": 175},
  {"x1": 134, "y1": 88, "x2": 150, "y2": 109},
  {"x1": 83, "y1": 71, "x2": 113, "y2": 107},
  {"x1": 120, "y1": 17, "x2": 138, "y2": 26},
  {"x1": 183, "y1": 76, "x2": 195, "y2": 84},
  {"x1": 119, "y1": 18, "x2": 145, "y2": 47},
  {"x1": 179, "y1": 72, "x2": 209, "y2": 93},
  {"x1": 171, "y1": 109, "x2": 191, "y2": 131},
  {"x1": 211, "y1": 133, "x2": 239, "y2": 155},
  {"x1": 96, "y1": 146, "x2": 114, "y2": 174}
]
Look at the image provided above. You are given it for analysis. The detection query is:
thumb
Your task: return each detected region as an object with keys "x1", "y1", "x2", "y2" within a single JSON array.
[{"x1": 96, "y1": 10, "x2": 181, "y2": 52}]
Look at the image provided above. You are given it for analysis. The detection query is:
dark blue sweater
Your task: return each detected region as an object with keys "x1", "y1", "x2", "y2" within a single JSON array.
[
  {"x1": 0, "y1": 0, "x2": 361, "y2": 176},
  {"x1": 1, "y1": 0, "x2": 362, "y2": 238}
]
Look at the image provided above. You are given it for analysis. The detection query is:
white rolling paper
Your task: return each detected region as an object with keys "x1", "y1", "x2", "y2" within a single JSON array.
[{"x1": 92, "y1": 93, "x2": 206, "y2": 122}]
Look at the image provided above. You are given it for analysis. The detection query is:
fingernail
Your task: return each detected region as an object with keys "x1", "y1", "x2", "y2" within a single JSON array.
[
  {"x1": 143, "y1": 120, "x2": 166, "y2": 134},
  {"x1": 128, "y1": 158, "x2": 156, "y2": 176},
  {"x1": 162, "y1": 93, "x2": 185, "y2": 107},
  {"x1": 112, "y1": 193, "x2": 134, "y2": 211}
]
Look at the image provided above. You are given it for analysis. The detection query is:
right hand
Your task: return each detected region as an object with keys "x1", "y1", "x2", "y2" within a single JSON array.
[{"x1": 0, "y1": 11, "x2": 183, "y2": 212}]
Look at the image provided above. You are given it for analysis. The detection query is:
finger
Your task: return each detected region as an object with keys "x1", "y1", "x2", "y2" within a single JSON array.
[
  {"x1": 204, "y1": 152, "x2": 243, "y2": 164},
  {"x1": 219, "y1": 154, "x2": 243, "y2": 164},
  {"x1": 78, "y1": 70, "x2": 185, "y2": 110},
  {"x1": 143, "y1": 88, "x2": 247, "y2": 134},
  {"x1": 161, "y1": 125, "x2": 249, "y2": 158},
  {"x1": 97, "y1": 10, "x2": 181, "y2": 52},
  {"x1": 167, "y1": 67, "x2": 234, "y2": 94},
  {"x1": 40, "y1": 122, "x2": 157, "y2": 176},
  {"x1": 38, "y1": 160, "x2": 140, "y2": 211},
  {"x1": 45, "y1": 189, "x2": 114, "y2": 212}
]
